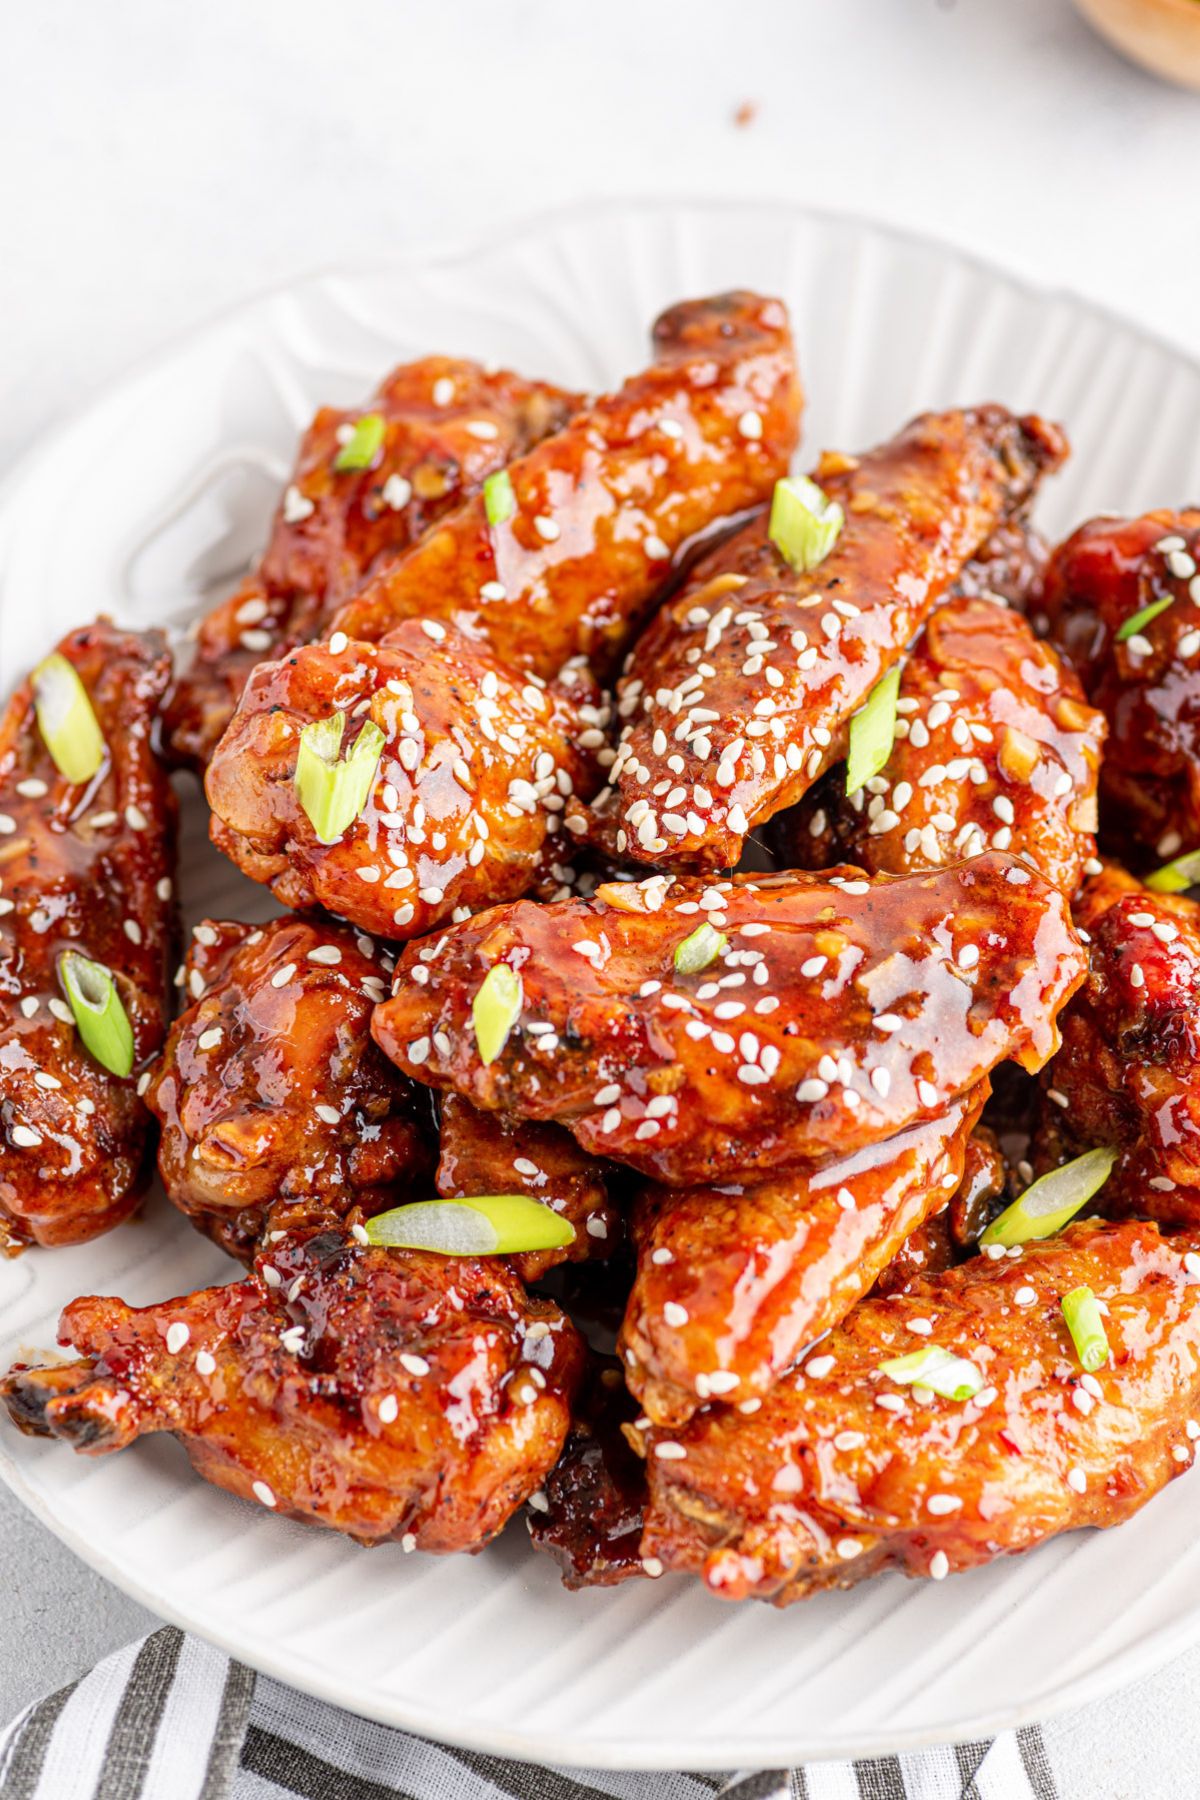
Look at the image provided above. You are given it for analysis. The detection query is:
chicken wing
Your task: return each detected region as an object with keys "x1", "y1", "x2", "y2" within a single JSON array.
[
  {"x1": 587, "y1": 406, "x2": 1066, "y2": 872},
  {"x1": 1039, "y1": 511, "x2": 1200, "y2": 864},
  {"x1": 206, "y1": 622, "x2": 604, "y2": 940},
  {"x1": 331, "y1": 293, "x2": 802, "y2": 681},
  {"x1": 636, "y1": 1219, "x2": 1200, "y2": 1604},
  {"x1": 527, "y1": 1355, "x2": 648, "y2": 1589},
  {"x1": 872, "y1": 1123, "x2": 1006, "y2": 1295},
  {"x1": 145, "y1": 916, "x2": 434, "y2": 1261},
  {"x1": 621, "y1": 1087, "x2": 987, "y2": 1428},
  {"x1": 0, "y1": 622, "x2": 176, "y2": 1250},
  {"x1": 372, "y1": 858, "x2": 1085, "y2": 1187},
  {"x1": 2, "y1": 1222, "x2": 584, "y2": 1552},
  {"x1": 954, "y1": 514, "x2": 1049, "y2": 611},
  {"x1": 436, "y1": 1092, "x2": 618, "y2": 1282},
  {"x1": 164, "y1": 359, "x2": 579, "y2": 770},
  {"x1": 1032, "y1": 862, "x2": 1200, "y2": 1225},
  {"x1": 773, "y1": 597, "x2": 1105, "y2": 894}
]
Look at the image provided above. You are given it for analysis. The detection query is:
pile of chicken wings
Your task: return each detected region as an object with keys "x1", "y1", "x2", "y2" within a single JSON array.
[{"x1": 6, "y1": 290, "x2": 1200, "y2": 1610}]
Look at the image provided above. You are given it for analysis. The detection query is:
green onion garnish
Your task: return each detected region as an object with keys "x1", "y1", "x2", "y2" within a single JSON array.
[
  {"x1": 845, "y1": 664, "x2": 901, "y2": 795},
  {"x1": 1145, "y1": 849, "x2": 1200, "y2": 894},
  {"x1": 333, "y1": 413, "x2": 386, "y2": 472},
  {"x1": 364, "y1": 1194, "x2": 573, "y2": 1256},
  {"x1": 31, "y1": 654, "x2": 106, "y2": 785},
  {"x1": 294, "y1": 712, "x2": 385, "y2": 845},
  {"x1": 1115, "y1": 595, "x2": 1174, "y2": 643},
  {"x1": 1061, "y1": 1284, "x2": 1110, "y2": 1373},
  {"x1": 674, "y1": 922, "x2": 728, "y2": 974},
  {"x1": 768, "y1": 476, "x2": 844, "y2": 573},
  {"x1": 878, "y1": 1345, "x2": 983, "y2": 1402},
  {"x1": 979, "y1": 1146, "x2": 1117, "y2": 1250},
  {"x1": 483, "y1": 470, "x2": 516, "y2": 527},
  {"x1": 58, "y1": 952, "x2": 134, "y2": 1078},
  {"x1": 472, "y1": 963, "x2": 522, "y2": 1065}
]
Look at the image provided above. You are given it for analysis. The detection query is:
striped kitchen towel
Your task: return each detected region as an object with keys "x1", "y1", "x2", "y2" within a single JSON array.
[
  {"x1": 0, "y1": 1627, "x2": 1072, "y2": 1800},
  {"x1": 0, "y1": 1625, "x2": 1062, "y2": 1800}
]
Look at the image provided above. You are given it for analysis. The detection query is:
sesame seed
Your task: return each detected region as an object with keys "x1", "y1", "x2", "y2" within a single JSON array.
[
  {"x1": 1066, "y1": 1467, "x2": 1087, "y2": 1493},
  {"x1": 654, "y1": 1442, "x2": 687, "y2": 1461},
  {"x1": 664, "y1": 1302, "x2": 689, "y2": 1327},
  {"x1": 10, "y1": 1126, "x2": 41, "y2": 1149},
  {"x1": 737, "y1": 410, "x2": 763, "y2": 440},
  {"x1": 283, "y1": 484, "x2": 314, "y2": 523},
  {"x1": 252, "y1": 1480, "x2": 277, "y2": 1508},
  {"x1": 196, "y1": 1350, "x2": 216, "y2": 1376},
  {"x1": 314, "y1": 1103, "x2": 340, "y2": 1126},
  {"x1": 836, "y1": 1538, "x2": 863, "y2": 1560},
  {"x1": 805, "y1": 1354, "x2": 835, "y2": 1380},
  {"x1": 1015, "y1": 1286, "x2": 1037, "y2": 1306},
  {"x1": 1173, "y1": 1444, "x2": 1191, "y2": 1464},
  {"x1": 382, "y1": 474, "x2": 412, "y2": 510},
  {"x1": 534, "y1": 515, "x2": 560, "y2": 542},
  {"x1": 270, "y1": 963, "x2": 297, "y2": 988},
  {"x1": 196, "y1": 1027, "x2": 223, "y2": 1051},
  {"x1": 929, "y1": 1551, "x2": 950, "y2": 1580}
]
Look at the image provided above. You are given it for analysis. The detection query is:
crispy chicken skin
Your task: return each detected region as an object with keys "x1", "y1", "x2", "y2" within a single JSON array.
[
  {"x1": 331, "y1": 293, "x2": 802, "y2": 681},
  {"x1": 206, "y1": 622, "x2": 604, "y2": 940},
  {"x1": 1038, "y1": 511, "x2": 1200, "y2": 864},
  {"x1": 587, "y1": 406, "x2": 1067, "y2": 872},
  {"x1": 527, "y1": 1355, "x2": 648, "y2": 1589},
  {"x1": 0, "y1": 623, "x2": 176, "y2": 1251},
  {"x1": 637, "y1": 1220, "x2": 1200, "y2": 1604},
  {"x1": 372, "y1": 858, "x2": 1085, "y2": 1187},
  {"x1": 775, "y1": 598, "x2": 1105, "y2": 894},
  {"x1": 145, "y1": 917, "x2": 433, "y2": 1262},
  {"x1": 1032, "y1": 863, "x2": 1200, "y2": 1226},
  {"x1": 2, "y1": 1223, "x2": 584, "y2": 1552},
  {"x1": 621, "y1": 1087, "x2": 987, "y2": 1428},
  {"x1": 436, "y1": 1093, "x2": 618, "y2": 1282},
  {"x1": 164, "y1": 359, "x2": 579, "y2": 771}
]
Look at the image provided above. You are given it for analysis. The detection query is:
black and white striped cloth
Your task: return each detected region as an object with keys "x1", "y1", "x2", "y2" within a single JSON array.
[{"x1": 0, "y1": 1626, "x2": 1072, "y2": 1800}]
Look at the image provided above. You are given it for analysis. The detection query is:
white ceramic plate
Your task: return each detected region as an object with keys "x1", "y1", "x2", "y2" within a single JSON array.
[{"x1": 4, "y1": 200, "x2": 1200, "y2": 1772}]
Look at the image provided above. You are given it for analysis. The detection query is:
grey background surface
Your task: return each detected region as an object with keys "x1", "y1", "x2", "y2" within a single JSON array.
[{"x1": 4, "y1": 0, "x2": 1200, "y2": 1779}]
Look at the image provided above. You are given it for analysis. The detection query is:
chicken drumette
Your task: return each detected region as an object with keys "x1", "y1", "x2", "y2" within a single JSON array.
[
  {"x1": 372, "y1": 858, "x2": 1085, "y2": 1187},
  {"x1": 331, "y1": 292, "x2": 802, "y2": 681},
  {"x1": 584, "y1": 406, "x2": 1066, "y2": 872},
  {"x1": 636, "y1": 1219, "x2": 1200, "y2": 1604},
  {"x1": 3, "y1": 1222, "x2": 584, "y2": 1552},
  {"x1": 0, "y1": 622, "x2": 176, "y2": 1251},
  {"x1": 436, "y1": 1093, "x2": 619, "y2": 1282},
  {"x1": 1038, "y1": 511, "x2": 1200, "y2": 865},
  {"x1": 774, "y1": 597, "x2": 1105, "y2": 895},
  {"x1": 206, "y1": 622, "x2": 604, "y2": 940},
  {"x1": 620, "y1": 1086, "x2": 987, "y2": 1427},
  {"x1": 164, "y1": 359, "x2": 579, "y2": 770},
  {"x1": 1032, "y1": 862, "x2": 1200, "y2": 1225},
  {"x1": 145, "y1": 916, "x2": 434, "y2": 1261}
]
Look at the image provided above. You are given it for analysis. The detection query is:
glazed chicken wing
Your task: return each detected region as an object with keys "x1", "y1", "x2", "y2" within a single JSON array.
[
  {"x1": 621, "y1": 1086, "x2": 987, "y2": 1428},
  {"x1": 1032, "y1": 862, "x2": 1200, "y2": 1225},
  {"x1": 773, "y1": 597, "x2": 1105, "y2": 895},
  {"x1": 206, "y1": 622, "x2": 604, "y2": 940},
  {"x1": 527, "y1": 1355, "x2": 648, "y2": 1589},
  {"x1": 145, "y1": 916, "x2": 433, "y2": 1261},
  {"x1": 0, "y1": 622, "x2": 176, "y2": 1251},
  {"x1": 164, "y1": 359, "x2": 579, "y2": 770},
  {"x1": 872, "y1": 1123, "x2": 1007, "y2": 1295},
  {"x1": 436, "y1": 1093, "x2": 618, "y2": 1282},
  {"x1": 331, "y1": 293, "x2": 802, "y2": 681},
  {"x1": 372, "y1": 858, "x2": 1085, "y2": 1187},
  {"x1": 586, "y1": 406, "x2": 1066, "y2": 872},
  {"x1": 1038, "y1": 511, "x2": 1200, "y2": 864},
  {"x1": 637, "y1": 1219, "x2": 1200, "y2": 1604},
  {"x1": 3, "y1": 1223, "x2": 584, "y2": 1552},
  {"x1": 954, "y1": 513, "x2": 1049, "y2": 611}
]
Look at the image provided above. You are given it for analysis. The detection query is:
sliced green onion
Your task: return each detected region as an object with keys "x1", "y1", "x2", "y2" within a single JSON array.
[
  {"x1": 1115, "y1": 595, "x2": 1174, "y2": 643},
  {"x1": 31, "y1": 654, "x2": 106, "y2": 785},
  {"x1": 483, "y1": 470, "x2": 516, "y2": 527},
  {"x1": 294, "y1": 712, "x2": 385, "y2": 845},
  {"x1": 1145, "y1": 849, "x2": 1200, "y2": 894},
  {"x1": 472, "y1": 963, "x2": 522, "y2": 1065},
  {"x1": 364, "y1": 1194, "x2": 573, "y2": 1256},
  {"x1": 979, "y1": 1146, "x2": 1117, "y2": 1250},
  {"x1": 768, "y1": 476, "x2": 844, "y2": 574},
  {"x1": 1061, "y1": 1284, "x2": 1110, "y2": 1373},
  {"x1": 845, "y1": 664, "x2": 901, "y2": 795},
  {"x1": 878, "y1": 1345, "x2": 983, "y2": 1402},
  {"x1": 333, "y1": 412, "x2": 386, "y2": 472},
  {"x1": 58, "y1": 952, "x2": 134, "y2": 1078},
  {"x1": 674, "y1": 922, "x2": 728, "y2": 974}
]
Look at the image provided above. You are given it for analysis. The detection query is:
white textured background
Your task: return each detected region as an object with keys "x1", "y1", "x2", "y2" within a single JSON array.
[{"x1": 3, "y1": 0, "x2": 1200, "y2": 1784}]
